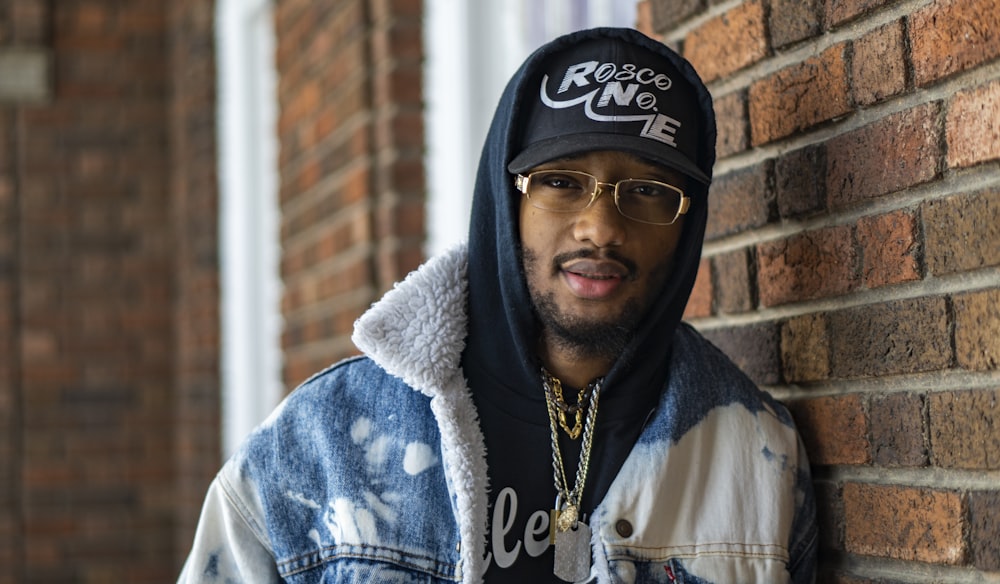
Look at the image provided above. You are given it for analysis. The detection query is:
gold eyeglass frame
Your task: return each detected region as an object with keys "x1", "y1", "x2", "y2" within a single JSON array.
[{"x1": 514, "y1": 170, "x2": 690, "y2": 226}]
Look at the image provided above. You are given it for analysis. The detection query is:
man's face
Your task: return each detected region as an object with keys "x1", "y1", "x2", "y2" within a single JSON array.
[{"x1": 518, "y1": 150, "x2": 687, "y2": 359}]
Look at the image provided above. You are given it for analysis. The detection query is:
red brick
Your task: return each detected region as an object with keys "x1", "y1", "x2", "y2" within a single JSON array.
[
  {"x1": 375, "y1": 197, "x2": 425, "y2": 239},
  {"x1": 769, "y1": 0, "x2": 821, "y2": 49},
  {"x1": 825, "y1": 0, "x2": 892, "y2": 27},
  {"x1": 969, "y1": 491, "x2": 1000, "y2": 571},
  {"x1": 683, "y1": 0, "x2": 768, "y2": 83},
  {"x1": 930, "y1": 388, "x2": 1000, "y2": 469},
  {"x1": 946, "y1": 79, "x2": 1000, "y2": 168},
  {"x1": 954, "y1": 289, "x2": 1000, "y2": 371},
  {"x1": 649, "y1": 0, "x2": 704, "y2": 32},
  {"x1": 374, "y1": 63, "x2": 422, "y2": 107},
  {"x1": 706, "y1": 163, "x2": 771, "y2": 240},
  {"x1": 856, "y1": 209, "x2": 921, "y2": 289},
  {"x1": 370, "y1": 0, "x2": 423, "y2": 22},
  {"x1": 757, "y1": 225, "x2": 857, "y2": 307},
  {"x1": 683, "y1": 258, "x2": 712, "y2": 319},
  {"x1": 371, "y1": 20, "x2": 422, "y2": 65},
  {"x1": 375, "y1": 109, "x2": 424, "y2": 152},
  {"x1": 0, "y1": 13, "x2": 9, "y2": 44},
  {"x1": 910, "y1": 0, "x2": 1000, "y2": 87},
  {"x1": 870, "y1": 393, "x2": 927, "y2": 467},
  {"x1": 843, "y1": 483, "x2": 965, "y2": 563},
  {"x1": 787, "y1": 394, "x2": 870, "y2": 465},
  {"x1": 713, "y1": 248, "x2": 752, "y2": 314},
  {"x1": 775, "y1": 144, "x2": 826, "y2": 219},
  {"x1": 923, "y1": 189, "x2": 1000, "y2": 276},
  {"x1": 749, "y1": 44, "x2": 850, "y2": 146},
  {"x1": 829, "y1": 298, "x2": 951, "y2": 377},
  {"x1": 851, "y1": 20, "x2": 906, "y2": 106},
  {"x1": 71, "y1": 2, "x2": 113, "y2": 33},
  {"x1": 780, "y1": 313, "x2": 830, "y2": 383},
  {"x1": 10, "y1": 0, "x2": 50, "y2": 44},
  {"x1": 386, "y1": 157, "x2": 425, "y2": 194},
  {"x1": 826, "y1": 103, "x2": 941, "y2": 207},
  {"x1": 701, "y1": 323, "x2": 780, "y2": 385},
  {"x1": 635, "y1": 1, "x2": 656, "y2": 38},
  {"x1": 713, "y1": 91, "x2": 748, "y2": 159}
]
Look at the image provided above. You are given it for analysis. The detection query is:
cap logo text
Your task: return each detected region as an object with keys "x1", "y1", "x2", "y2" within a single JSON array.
[{"x1": 542, "y1": 60, "x2": 681, "y2": 147}]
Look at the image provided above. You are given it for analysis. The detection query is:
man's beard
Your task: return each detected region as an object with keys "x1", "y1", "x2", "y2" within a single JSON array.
[{"x1": 521, "y1": 247, "x2": 645, "y2": 362}]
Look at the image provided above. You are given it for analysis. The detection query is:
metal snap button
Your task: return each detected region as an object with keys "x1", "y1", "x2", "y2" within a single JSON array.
[{"x1": 615, "y1": 519, "x2": 634, "y2": 538}]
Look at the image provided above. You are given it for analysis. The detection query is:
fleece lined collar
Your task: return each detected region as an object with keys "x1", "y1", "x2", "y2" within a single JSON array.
[{"x1": 352, "y1": 244, "x2": 469, "y2": 397}]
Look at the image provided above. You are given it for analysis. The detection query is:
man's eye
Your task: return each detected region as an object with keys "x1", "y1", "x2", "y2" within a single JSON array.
[
  {"x1": 541, "y1": 176, "x2": 582, "y2": 190},
  {"x1": 628, "y1": 183, "x2": 669, "y2": 197}
]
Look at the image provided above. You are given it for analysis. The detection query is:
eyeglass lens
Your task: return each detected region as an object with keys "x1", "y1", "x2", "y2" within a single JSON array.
[{"x1": 524, "y1": 170, "x2": 684, "y2": 225}]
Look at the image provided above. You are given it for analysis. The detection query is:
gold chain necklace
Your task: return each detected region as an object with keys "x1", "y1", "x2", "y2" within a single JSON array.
[
  {"x1": 542, "y1": 371, "x2": 598, "y2": 439},
  {"x1": 542, "y1": 368, "x2": 602, "y2": 533}
]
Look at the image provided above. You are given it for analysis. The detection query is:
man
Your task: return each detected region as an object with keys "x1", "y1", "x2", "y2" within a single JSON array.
[{"x1": 180, "y1": 28, "x2": 817, "y2": 583}]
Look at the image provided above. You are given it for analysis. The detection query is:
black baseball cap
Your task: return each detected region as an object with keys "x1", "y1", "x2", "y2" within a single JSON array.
[{"x1": 508, "y1": 36, "x2": 711, "y2": 185}]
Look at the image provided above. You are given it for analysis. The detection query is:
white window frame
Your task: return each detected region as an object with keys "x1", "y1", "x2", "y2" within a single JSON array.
[
  {"x1": 216, "y1": 0, "x2": 283, "y2": 457},
  {"x1": 424, "y1": 0, "x2": 637, "y2": 256}
]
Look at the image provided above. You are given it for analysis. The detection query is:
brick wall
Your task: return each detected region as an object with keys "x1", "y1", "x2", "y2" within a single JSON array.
[
  {"x1": 274, "y1": 0, "x2": 425, "y2": 387},
  {"x1": 0, "y1": 0, "x2": 219, "y2": 581},
  {"x1": 641, "y1": 0, "x2": 1000, "y2": 579}
]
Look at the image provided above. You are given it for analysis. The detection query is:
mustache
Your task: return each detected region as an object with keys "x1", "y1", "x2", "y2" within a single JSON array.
[{"x1": 551, "y1": 249, "x2": 639, "y2": 280}]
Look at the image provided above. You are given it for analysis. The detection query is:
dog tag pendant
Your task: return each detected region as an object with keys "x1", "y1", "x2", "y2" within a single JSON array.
[{"x1": 553, "y1": 520, "x2": 591, "y2": 582}]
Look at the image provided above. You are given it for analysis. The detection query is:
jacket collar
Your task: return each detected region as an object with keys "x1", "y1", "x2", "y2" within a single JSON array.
[{"x1": 351, "y1": 245, "x2": 469, "y2": 397}]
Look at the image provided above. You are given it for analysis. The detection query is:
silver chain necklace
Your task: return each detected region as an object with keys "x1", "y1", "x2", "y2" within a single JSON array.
[{"x1": 541, "y1": 369, "x2": 603, "y2": 582}]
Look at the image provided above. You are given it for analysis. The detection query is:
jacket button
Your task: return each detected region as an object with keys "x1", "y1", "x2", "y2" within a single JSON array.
[{"x1": 615, "y1": 519, "x2": 633, "y2": 538}]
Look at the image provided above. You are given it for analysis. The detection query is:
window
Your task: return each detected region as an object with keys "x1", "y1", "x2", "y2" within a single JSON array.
[{"x1": 216, "y1": 0, "x2": 283, "y2": 456}]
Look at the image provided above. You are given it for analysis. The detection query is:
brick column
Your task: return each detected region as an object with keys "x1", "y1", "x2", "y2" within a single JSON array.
[
  {"x1": 169, "y1": 0, "x2": 221, "y2": 570},
  {"x1": 275, "y1": 0, "x2": 425, "y2": 387},
  {"x1": 1, "y1": 2, "x2": 51, "y2": 581}
]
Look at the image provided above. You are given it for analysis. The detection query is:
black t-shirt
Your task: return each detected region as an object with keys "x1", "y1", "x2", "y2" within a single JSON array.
[{"x1": 471, "y1": 367, "x2": 659, "y2": 581}]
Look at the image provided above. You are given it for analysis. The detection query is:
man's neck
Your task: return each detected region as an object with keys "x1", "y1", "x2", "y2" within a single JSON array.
[{"x1": 537, "y1": 336, "x2": 614, "y2": 388}]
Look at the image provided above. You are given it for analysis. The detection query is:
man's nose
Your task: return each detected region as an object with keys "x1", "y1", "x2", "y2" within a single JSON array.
[{"x1": 573, "y1": 185, "x2": 627, "y2": 247}]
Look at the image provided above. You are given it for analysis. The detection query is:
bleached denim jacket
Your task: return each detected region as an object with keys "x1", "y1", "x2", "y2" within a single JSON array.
[{"x1": 179, "y1": 246, "x2": 817, "y2": 583}]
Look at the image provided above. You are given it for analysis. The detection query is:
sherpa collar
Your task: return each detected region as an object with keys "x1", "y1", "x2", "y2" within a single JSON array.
[{"x1": 351, "y1": 244, "x2": 469, "y2": 397}]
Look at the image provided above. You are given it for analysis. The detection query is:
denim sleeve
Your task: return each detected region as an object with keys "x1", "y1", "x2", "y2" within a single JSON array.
[
  {"x1": 177, "y1": 472, "x2": 281, "y2": 584},
  {"x1": 787, "y1": 436, "x2": 819, "y2": 584}
]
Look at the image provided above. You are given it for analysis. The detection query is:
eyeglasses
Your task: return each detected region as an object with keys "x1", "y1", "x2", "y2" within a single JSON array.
[{"x1": 514, "y1": 169, "x2": 690, "y2": 226}]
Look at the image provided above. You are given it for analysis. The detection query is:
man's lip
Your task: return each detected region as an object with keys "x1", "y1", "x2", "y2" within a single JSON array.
[{"x1": 561, "y1": 259, "x2": 630, "y2": 279}]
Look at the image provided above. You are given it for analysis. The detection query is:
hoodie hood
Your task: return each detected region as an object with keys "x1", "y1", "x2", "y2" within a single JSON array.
[
  {"x1": 463, "y1": 26, "x2": 715, "y2": 400},
  {"x1": 461, "y1": 28, "x2": 716, "y2": 517}
]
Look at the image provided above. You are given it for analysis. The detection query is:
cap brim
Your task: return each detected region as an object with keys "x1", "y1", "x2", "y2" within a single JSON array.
[{"x1": 507, "y1": 133, "x2": 711, "y2": 185}]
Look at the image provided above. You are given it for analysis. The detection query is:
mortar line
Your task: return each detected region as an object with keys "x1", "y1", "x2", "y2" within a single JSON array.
[
  {"x1": 763, "y1": 370, "x2": 1000, "y2": 400},
  {"x1": 830, "y1": 554, "x2": 1000, "y2": 584},
  {"x1": 814, "y1": 465, "x2": 1000, "y2": 492},
  {"x1": 688, "y1": 265, "x2": 1000, "y2": 330}
]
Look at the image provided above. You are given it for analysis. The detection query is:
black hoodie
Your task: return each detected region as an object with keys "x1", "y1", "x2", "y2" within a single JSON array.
[{"x1": 460, "y1": 28, "x2": 717, "y2": 578}]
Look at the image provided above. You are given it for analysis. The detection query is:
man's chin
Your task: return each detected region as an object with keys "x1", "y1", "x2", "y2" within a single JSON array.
[{"x1": 535, "y1": 294, "x2": 641, "y2": 362}]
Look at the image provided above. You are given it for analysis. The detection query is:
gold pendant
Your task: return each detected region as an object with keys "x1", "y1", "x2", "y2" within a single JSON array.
[{"x1": 556, "y1": 503, "x2": 578, "y2": 532}]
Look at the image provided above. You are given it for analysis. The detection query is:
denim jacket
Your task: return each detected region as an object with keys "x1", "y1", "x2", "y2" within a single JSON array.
[{"x1": 179, "y1": 246, "x2": 817, "y2": 583}]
